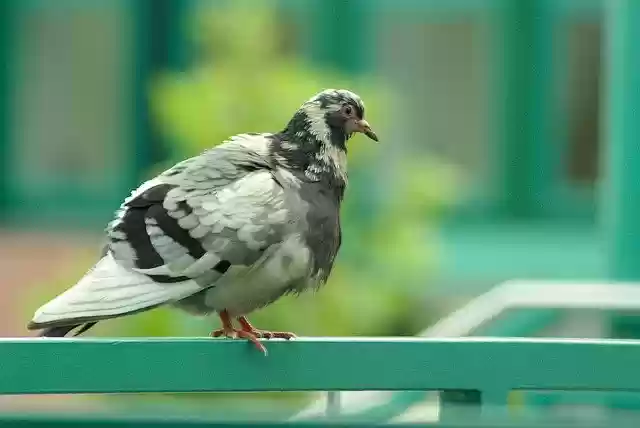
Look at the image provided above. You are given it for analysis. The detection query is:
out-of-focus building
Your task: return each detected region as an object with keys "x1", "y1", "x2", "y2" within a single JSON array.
[{"x1": 0, "y1": 1, "x2": 609, "y2": 297}]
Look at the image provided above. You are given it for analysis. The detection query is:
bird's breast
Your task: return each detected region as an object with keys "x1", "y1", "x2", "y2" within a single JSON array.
[{"x1": 200, "y1": 234, "x2": 313, "y2": 316}]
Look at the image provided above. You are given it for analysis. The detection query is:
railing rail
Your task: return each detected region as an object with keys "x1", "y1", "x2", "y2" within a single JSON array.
[
  {"x1": 0, "y1": 337, "x2": 639, "y2": 427},
  {"x1": 295, "y1": 280, "x2": 640, "y2": 421},
  {"x1": 4, "y1": 336, "x2": 640, "y2": 424},
  {"x1": 5, "y1": 337, "x2": 640, "y2": 395}
]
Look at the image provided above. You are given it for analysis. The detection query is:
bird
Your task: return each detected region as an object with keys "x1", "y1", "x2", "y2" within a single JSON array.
[{"x1": 27, "y1": 89, "x2": 378, "y2": 354}]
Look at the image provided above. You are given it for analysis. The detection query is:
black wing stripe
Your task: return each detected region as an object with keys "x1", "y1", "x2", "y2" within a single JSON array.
[
  {"x1": 146, "y1": 202, "x2": 206, "y2": 260},
  {"x1": 116, "y1": 206, "x2": 164, "y2": 269},
  {"x1": 113, "y1": 183, "x2": 217, "y2": 281},
  {"x1": 214, "y1": 260, "x2": 231, "y2": 274},
  {"x1": 113, "y1": 183, "x2": 177, "y2": 270},
  {"x1": 148, "y1": 274, "x2": 191, "y2": 283},
  {"x1": 125, "y1": 183, "x2": 174, "y2": 208}
]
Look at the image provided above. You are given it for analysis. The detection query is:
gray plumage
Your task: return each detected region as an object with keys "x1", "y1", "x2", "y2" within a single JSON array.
[{"x1": 28, "y1": 89, "x2": 378, "y2": 337}]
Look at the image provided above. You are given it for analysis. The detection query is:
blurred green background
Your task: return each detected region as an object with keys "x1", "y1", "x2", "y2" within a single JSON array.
[{"x1": 0, "y1": 0, "x2": 627, "y2": 419}]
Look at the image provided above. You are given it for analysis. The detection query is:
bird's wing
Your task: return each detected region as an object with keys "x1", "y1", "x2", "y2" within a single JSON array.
[{"x1": 29, "y1": 134, "x2": 300, "y2": 327}]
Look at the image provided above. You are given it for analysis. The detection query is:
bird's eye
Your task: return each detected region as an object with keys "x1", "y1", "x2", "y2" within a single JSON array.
[{"x1": 344, "y1": 105, "x2": 353, "y2": 116}]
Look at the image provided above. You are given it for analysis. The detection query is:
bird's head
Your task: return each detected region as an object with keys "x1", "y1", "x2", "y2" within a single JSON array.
[
  {"x1": 275, "y1": 89, "x2": 377, "y2": 187},
  {"x1": 299, "y1": 89, "x2": 378, "y2": 144}
]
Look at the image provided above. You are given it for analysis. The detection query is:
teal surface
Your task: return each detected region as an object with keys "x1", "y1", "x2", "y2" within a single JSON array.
[
  {"x1": 0, "y1": 419, "x2": 627, "y2": 428},
  {"x1": 2, "y1": 338, "x2": 640, "y2": 426},
  {"x1": 601, "y1": 0, "x2": 640, "y2": 368},
  {"x1": 1, "y1": 337, "x2": 640, "y2": 394},
  {"x1": 1, "y1": 418, "x2": 636, "y2": 428},
  {"x1": 600, "y1": 0, "x2": 640, "y2": 283},
  {"x1": 490, "y1": 0, "x2": 539, "y2": 218},
  {"x1": 0, "y1": 1, "x2": 14, "y2": 215},
  {"x1": 436, "y1": 221, "x2": 604, "y2": 290}
]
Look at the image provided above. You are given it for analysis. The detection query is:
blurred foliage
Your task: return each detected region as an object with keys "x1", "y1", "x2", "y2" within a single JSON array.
[
  {"x1": 148, "y1": 2, "x2": 382, "y2": 171},
  {"x1": 137, "y1": 0, "x2": 458, "y2": 340},
  {"x1": 20, "y1": 0, "x2": 461, "y2": 415},
  {"x1": 22, "y1": 0, "x2": 463, "y2": 340}
]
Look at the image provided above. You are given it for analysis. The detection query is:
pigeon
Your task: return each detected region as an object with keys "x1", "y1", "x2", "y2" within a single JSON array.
[{"x1": 27, "y1": 89, "x2": 378, "y2": 354}]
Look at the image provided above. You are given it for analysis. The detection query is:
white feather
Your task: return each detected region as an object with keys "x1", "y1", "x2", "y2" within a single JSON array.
[
  {"x1": 181, "y1": 252, "x2": 222, "y2": 277},
  {"x1": 303, "y1": 102, "x2": 333, "y2": 143},
  {"x1": 300, "y1": 99, "x2": 348, "y2": 182},
  {"x1": 31, "y1": 252, "x2": 202, "y2": 325}
]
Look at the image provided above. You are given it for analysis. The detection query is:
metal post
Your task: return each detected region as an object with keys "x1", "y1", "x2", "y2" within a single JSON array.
[
  {"x1": 490, "y1": 0, "x2": 534, "y2": 218},
  {"x1": 326, "y1": 391, "x2": 342, "y2": 417},
  {"x1": 439, "y1": 389, "x2": 482, "y2": 423},
  {"x1": 0, "y1": 2, "x2": 14, "y2": 217},
  {"x1": 601, "y1": 4, "x2": 640, "y2": 413},
  {"x1": 306, "y1": 0, "x2": 370, "y2": 75},
  {"x1": 601, "y1": 0, "x2": 640, "y2": 336},
  {"x1": 490, "y1": 0, "x2": 556, "y2": 219}
]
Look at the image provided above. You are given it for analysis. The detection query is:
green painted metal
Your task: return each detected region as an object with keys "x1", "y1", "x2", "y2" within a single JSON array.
[
  {"x1": 0, "y1": 2, "x2": 14, "y2": 216},
  {"x1": 600, "y1": 0, "x2": 640, "y2": 282},
  {"x1": 543, "y1": 1, "x2": 599, "y2": 222},
  {"x1": 1, "y1": 337, "x2": 640, "y2": 394},
  {"x1": 2, "y1": 420, "x2": 639, "y2": 428},
  {"x1": 130, "y1": 0, "x2": 154, "y2": 184},
  {"x1": 333, "y1": 0, "x2": 601, "y2": 15},
  {"x1": 131, "y1": 0, "x2": 193, "y2": 175},
  {"x1": 439, "y1": 390, "x2": 482, "y2": 423},
  {"x1": 374, "y1": 0, "x2": 498, "y2": 14},
  {"x1": 601, "y1": 0, "x2": 640, "y2": 352},
  {"x1": 489, "y1": 0, "x2": 544, "y2": 219},
  {"x1": 527, "y1": 1, "x2": 557, "y2": 219},
  {"x1": 0, "y1": 418, "x2": 451, "y2": 428},
  {"x1": 436, "y1": 221, "x2": 604, "y2": 291},
  {"x1": 1, "y1": 338, "x2": 640, "y2": 426},
  {"x1": 0, "y1": 420, "x2": 635, "y2": 428},
  {"x1": 473, "y1": 309, "x2": 561, "y2": 337},
  {"x1": 306, "y1": 0, "x2": 371, "y2": 75},
  {"x1": 528, "y1": 2, "x2": 594, "y2": 220},
  {"x1": 546, "y1": 0, "x2": 602, "y2": 18}
]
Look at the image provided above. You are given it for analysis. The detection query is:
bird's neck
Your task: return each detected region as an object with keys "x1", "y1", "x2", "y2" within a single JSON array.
[{"x1": 274, "y1": 112, "x2": 348, "y2": 190}]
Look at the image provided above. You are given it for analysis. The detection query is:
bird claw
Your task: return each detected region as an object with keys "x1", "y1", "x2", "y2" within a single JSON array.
[
  {"x1": 210, "y1": 327, "x2": 268, "y2": 355},
  {"x1": 211, "y1": 312, "x2": 296, "y2": 356},
  {"x1": 209, "y1": 327, "x2": 296, "y2": 355},
  {"x1": 236, "y1": 316, "x2": 296, "y2": 340},
  {"x1": 210, "y1": 328, "x2": 235, "y2": 339},
  {"x1": 253, "y1": 330, "x2": 297, "y2": 340}
]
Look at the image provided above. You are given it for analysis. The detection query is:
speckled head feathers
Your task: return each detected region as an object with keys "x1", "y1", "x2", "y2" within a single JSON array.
[
  {"x1": 274, "y1": 89, "x2": 376, "y2": 186},
  {"x1": 302, "y1": 89, "x2": 366, "y2": 119},
  {"x1": 288, "y1": 88, "x2": 370, "y2": 145}
]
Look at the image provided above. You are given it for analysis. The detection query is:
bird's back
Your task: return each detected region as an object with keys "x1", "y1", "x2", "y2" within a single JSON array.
[{"x1": 29, "y1": 134, "x2": 305, "y2": 330}]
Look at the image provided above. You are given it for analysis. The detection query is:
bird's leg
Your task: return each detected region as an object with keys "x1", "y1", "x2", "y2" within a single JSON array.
[
  {"x1": 237, "y1": 316, "x2": 297, "y2": 340},
  {"x1": 210, "y1": 310, "x2": 267, "y2": 354}
]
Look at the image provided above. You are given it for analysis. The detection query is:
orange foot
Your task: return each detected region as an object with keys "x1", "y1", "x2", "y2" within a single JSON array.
[{"x1": 210, "y1": 310, "x2": 297, "y2": 355}]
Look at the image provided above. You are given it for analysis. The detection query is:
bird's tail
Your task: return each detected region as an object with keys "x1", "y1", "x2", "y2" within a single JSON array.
[
  {"x1": 28, "y1": 252, "x2": 202, "y2": 336},
  {"x1": 38, "y1": 322, "x2": 97, "y2": 337}
]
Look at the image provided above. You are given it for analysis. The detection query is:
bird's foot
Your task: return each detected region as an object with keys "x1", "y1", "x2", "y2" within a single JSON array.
[
  {"x1": 250, "y1": 330, "x2": 297, "y2": 340},
  {"x1": 210, "y1": 311, "x2": 297, "y2": 356},
  {"x1": 237, "y1": 316, "x2": 297, "y2": 341},
  {"x1": 210, "y1": 326, "x2": 268, "y2": 355}
]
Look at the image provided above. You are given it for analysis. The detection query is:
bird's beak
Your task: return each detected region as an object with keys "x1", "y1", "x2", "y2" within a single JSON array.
[{"x1": 356, "y1": 119, "x2": 379, "y2": 142}]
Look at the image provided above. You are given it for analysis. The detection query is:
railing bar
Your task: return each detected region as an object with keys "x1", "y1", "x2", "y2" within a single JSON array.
[{"x1": 326, "y1": 391, "x2": 342, "y2": 416}]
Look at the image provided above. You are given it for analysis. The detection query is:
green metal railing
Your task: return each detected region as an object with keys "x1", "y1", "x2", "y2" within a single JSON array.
[
  {"x1": 601, "y1": 0, "x2": 640, "y2": 340},
  {"x1": 2, "y1": 337, "x2": 640, "y2": 426}
]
